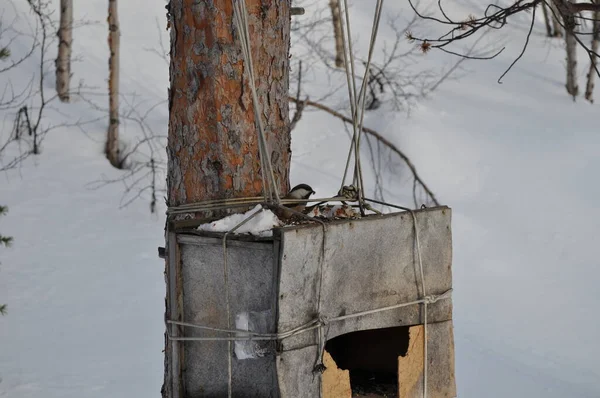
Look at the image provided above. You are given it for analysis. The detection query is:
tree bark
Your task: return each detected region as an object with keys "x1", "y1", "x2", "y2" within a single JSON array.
[
  {"x1": 550, "y1": 1, "x2": 564, "y2": 37},
  {"x1": 585, "y1": 2, "x2": 600, "y2": 102},
  {"x1": 329, "y1": 0, "x2": 344, "y2": 68},
  {"x1": 55, "y1": 0, "x2": 72, "y2": 102},
  {"x1": 106, "y1": 0, "x2": 120, "y2": 167},
  {"x1": 165, "y1": 0, "x2": 291, "y2": 212},
  {"x1": 565, "y1": 21, "x2": 579, "y2": 100}
]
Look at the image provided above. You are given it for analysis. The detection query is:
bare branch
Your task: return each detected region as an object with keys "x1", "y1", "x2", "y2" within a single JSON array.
[
  {"x1": 498, "y1": 5, "x2": 536, "y2": 84},
  {"x1": 289, "y1": 60, "x2": 306, "y2": 132},
  {"x1": 1, "y1": 1, "x2": 103, "y2": 172},
  {"x1": 407, "y1": 0, "x2": 600, "y2": 82},
  {"x1": 289, "y1": 96, "x2": 440, "y2": 206},
  {"x1": 143, "y1": 17, "x2": 169, "y2": 65}
]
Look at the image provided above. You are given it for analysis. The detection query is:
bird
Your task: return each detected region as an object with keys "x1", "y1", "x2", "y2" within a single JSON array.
[{"x1": 276, "y1": 183, "x2": 315, "y2": 220}]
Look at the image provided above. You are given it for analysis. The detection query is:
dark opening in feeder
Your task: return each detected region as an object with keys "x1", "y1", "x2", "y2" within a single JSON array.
[{"x1": 326, "y1": 325, "x2": 410, "y2": 396}]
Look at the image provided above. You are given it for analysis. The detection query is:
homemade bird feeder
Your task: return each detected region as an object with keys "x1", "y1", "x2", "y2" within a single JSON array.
[
  {"x1": 163, "y1": 205, "x2": 456, "y2": 397},
  {"x1": 162, "y1": 0, "x2": 455, "y2": 396}
]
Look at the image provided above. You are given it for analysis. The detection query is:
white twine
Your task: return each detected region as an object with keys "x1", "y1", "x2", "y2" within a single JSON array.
[
  {"x1": 220, "y1": 204, "x2": 264, "y2": 398},
  {"x1": 338, "y1": 0, "x2": 385, "y2": 206},
  {"x1": 223, "y1": 4, "x2": 289, "y2": 392},
  {"x1": 165, "y1": 195, "x2": 355, "y2": 217},
  {"x1": 167, "y1": 289, "x2": 452, "y2": 342},
  {"x1": 409, "y1": 208, "x2": 430, "y2": 398},
  {"x1": 232, "y1": 0, "x2": 280, "y2": 204}
]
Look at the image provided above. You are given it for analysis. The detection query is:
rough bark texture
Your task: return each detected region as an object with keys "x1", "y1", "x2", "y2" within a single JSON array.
[
  {"x1": 329, "y1": 0, "x2": 344, "y2": 68},
  {"x1": 106, "y1": 0, "x2": 120, "y2": 167},
  {"x1": 565, "y1": 22, "x2": 579, "y2": 100},
  {"x1": 166, "y1": 0, "x2": 291, "y2": 212},
  {"x1": 55, "y1": 0, "x2": 72, "y2": 102},
  {"x1": 585, "y1": 2, "x2": 600, "y2": 102}
]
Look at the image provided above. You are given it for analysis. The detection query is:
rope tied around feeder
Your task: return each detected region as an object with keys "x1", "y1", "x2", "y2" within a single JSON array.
[
  {"x1": 166, "y1": 197, "x2": 448, "y2": 398},
  {"x1": 167, "y1": 287, "x2": 453, "y2": 342}
]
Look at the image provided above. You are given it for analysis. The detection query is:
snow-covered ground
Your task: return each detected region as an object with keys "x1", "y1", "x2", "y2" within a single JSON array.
[{"x1": 1, "y1": 0, "x2": 599, "y2": 397}]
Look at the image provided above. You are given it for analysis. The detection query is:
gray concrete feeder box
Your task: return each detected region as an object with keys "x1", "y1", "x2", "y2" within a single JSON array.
[{"x1": 163, "y1": 206, "x2": 456, "y2": 398}]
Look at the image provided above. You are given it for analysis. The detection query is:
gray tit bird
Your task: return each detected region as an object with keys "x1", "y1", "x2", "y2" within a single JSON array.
[{"x1": 276, "y1": 183, "x2": 315, "y2": 220}]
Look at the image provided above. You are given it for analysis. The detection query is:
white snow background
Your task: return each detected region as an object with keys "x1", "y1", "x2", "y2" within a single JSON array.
[{"x1": 1, "y1": 0, "x2": 599, "y2": 397}]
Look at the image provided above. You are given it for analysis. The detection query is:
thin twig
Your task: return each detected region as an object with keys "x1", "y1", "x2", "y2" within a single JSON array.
[{"x1": 289, "y1": 96, "x2": 440, "y2": 206}]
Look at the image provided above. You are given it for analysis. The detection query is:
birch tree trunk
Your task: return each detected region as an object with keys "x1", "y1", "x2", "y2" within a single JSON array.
[
  {"x1": 585, "y1": 2, "x2": 600, "y2": 102},
  {"x1": 106, "y1": 0, "x2": 120, "y2": 167},
  {"x1": 330, "y1": 0, "x2": 344, "y2": 68},
  {"x1": 565, "y1": 21, "x2": 579, "y2": 100},
  {"x1": 55, "y1": 0, "x2": 72, "y2": 102}
]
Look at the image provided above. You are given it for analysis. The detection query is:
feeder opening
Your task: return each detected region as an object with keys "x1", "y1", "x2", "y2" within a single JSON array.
[{"x1": 325, "y1": 325, "x2": 411, "y2": 397}]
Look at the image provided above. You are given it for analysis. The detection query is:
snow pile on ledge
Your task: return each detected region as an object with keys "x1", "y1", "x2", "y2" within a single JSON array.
[{"x1": 197, "y1": 205, "x2": 281, "y2": 237}]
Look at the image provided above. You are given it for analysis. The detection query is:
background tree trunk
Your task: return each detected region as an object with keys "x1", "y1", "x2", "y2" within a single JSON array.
[
  {"x1": 565, "y1": 19, "x2": 579, "y2": 100},
  {"x1": 106, "y1": 0, "x2": 120, "y2": 167},
  {"x1": 541, "y1": 2, "x2": 556, "y2": 37},
  {"x1": 330, "y1": 0, "x2": 344, "y2": 68},
  {"x1": 550, "y1": 1, "x2": 563, "y2": 37},
  {"x1": 165, "y1": 0, "x2": 291, "y2": 212},
  {"x1": 55, "y1": 0, "x2": 72, "y2": 102},
  {"x1": 585, "y1": 1, "x2": 600, "y2": 102}
]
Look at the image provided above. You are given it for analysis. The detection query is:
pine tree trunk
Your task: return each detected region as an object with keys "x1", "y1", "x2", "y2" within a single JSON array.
[
  {"x1": 55, "y1": 0, "x2": 72, "y2": 102},
  {"x1": 106, "y1": 0, "x2": 120, "y2": 168},
  {"x1": 330, "y1": 0, "x2": 344, "y2": 68},
  {"x1": 565, "y1": 21, "x2": 579, "y2": 100},
  {"x1": 585, "y1": 3, "x2": 600, "y2": 102},
  {"x1": 164, "y1": 0, "x2": 291, "y2": 211}
]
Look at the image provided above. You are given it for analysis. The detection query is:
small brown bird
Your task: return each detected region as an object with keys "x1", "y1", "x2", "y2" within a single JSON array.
[{"x1": 276, "y1": 183, "x2": 315, "y2": 220}]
